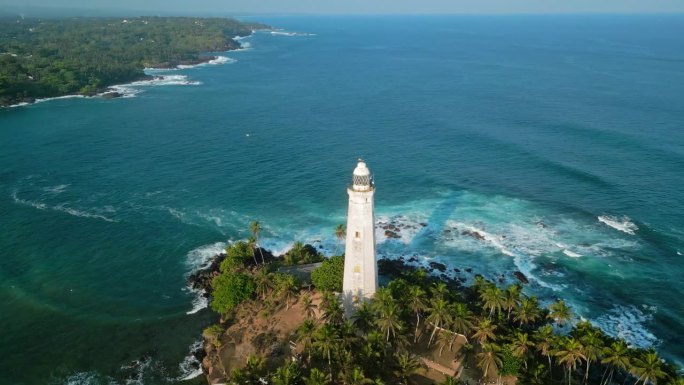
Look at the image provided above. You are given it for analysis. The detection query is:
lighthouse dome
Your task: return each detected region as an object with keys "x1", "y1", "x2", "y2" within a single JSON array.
[{"x1": 352, "y1": 159, "x2": 372, "y2": 191}]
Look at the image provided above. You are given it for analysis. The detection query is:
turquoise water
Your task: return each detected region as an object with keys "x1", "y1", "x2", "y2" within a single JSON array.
[{"x1": 1, "y1": 15, "x2": 683, "y2": 384}]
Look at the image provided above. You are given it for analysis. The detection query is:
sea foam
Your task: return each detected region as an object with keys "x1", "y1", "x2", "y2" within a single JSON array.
[
  {"x1": 176, "y1": 340, "x2": 204, "y2": 381},
  {"x1": 598, "y1": 215, "x2": 638, "y2": 235}
]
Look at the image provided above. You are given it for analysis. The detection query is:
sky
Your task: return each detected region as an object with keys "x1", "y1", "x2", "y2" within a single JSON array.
[{"x1": 1, "y1": 0, "x2": 683, "y2": 15}]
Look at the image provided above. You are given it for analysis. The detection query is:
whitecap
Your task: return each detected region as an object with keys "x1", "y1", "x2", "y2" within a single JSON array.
[
  {"x1": 563, "y1": 249, "x2": 582, "y2": 258},
  {"x1": 43, "y1": 184, "x2": 69, "y2": 194},
  {"x1": 53, "y1": 204, "x2": 116, "y2": 223},
  {"x1": 185, "y1": 241, "x2": 227, "y2": 273},
  {"x1": 11, "y1": 190, "x2": 47, "y2": 210},
  {"x1": 186, "y1": 288, "x2": 208, "y2": 315},
  {"x1": 176, "y1": 340, "x2": 204, "y2": 380},
  {"x1": 64, "y1": 371, "x2": 101, "y2": 385},
  {"x1": 34, "y1": 94, "x2": 86, "y2": 104},
  {"x1": 592, "y1": 304, "x2": 659, "y2": 349},
  {"x1": 598, "y1": 215, "x2": 638, "y2": 235},
  {"x1": 176, "y1": 56, "x2": 236, "y2": 69}
]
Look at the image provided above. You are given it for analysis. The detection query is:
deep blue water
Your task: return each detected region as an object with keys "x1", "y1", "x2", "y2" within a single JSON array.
[{"x1": 1, "y1": 15, "x2": 683, "y2": 384}]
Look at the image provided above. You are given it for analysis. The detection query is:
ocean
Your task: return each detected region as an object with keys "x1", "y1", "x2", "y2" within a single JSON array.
[{"x1": 0, "y1": 14, "x2": 682, "y2": 384}]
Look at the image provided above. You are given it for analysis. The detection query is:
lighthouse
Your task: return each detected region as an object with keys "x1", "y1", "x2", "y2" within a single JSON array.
[{"x1": 342, "y1": 159, "x2": 377, "y2": 314}]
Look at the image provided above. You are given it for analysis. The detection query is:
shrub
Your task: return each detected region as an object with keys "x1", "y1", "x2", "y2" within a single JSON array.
[
  {"x1": 500, "y1": 345, "x2": 522, "y2": 376},
  {"x1": 211, "y1": 271, "x2": 256, "y2": 314},
  {"x1": 311, "y1": 255, "x2": 344, "y2": 292},
  {"x1": 220, "y1": 241, "x2": 252, "y2": 272}
]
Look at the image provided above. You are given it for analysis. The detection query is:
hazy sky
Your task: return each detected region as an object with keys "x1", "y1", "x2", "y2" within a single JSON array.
[{"x1": 2, "y1": 0, "x2": 683, "y2": 15}]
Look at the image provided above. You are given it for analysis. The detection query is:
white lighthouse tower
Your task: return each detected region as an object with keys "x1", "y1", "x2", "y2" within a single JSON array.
[{"x1": 342, "y1": 159, "x2": 377, "y2": 314}]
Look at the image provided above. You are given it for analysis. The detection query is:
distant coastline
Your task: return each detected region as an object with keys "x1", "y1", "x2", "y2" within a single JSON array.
[{"x1": 0, "y1": 17, "x2": 269, "y2": 107}]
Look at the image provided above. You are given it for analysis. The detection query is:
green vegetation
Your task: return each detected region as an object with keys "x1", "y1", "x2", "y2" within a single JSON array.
[
  {"x1": 0, "y1": 16, "x2": 266, "y2": 106},
  {"x1": 284, "y1": 241, "x2": 325, "y2": 265},
  {"x1": 205, "y1": 223, "x2": 683, "y2": 385},
  {"x1": 211, "y1": 271, "x2": 256, "y2": 315},
  {"x1": 311, "y1": 256, "x2": 344, "y2": 292}
]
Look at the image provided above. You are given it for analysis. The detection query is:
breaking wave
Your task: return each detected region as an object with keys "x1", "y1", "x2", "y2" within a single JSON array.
[
  {"x1": 176, "y1": 340, "x2": 204, "y2": 381},
  {"x1": 598, "y1": 215, "x2": 639, "y2": 235},
  {"x1": 593, "y1": 304, "x2": 659, "y2": 349},
  {"x1": 11, "y1": 190, "x2": 116, "y2": 222}
]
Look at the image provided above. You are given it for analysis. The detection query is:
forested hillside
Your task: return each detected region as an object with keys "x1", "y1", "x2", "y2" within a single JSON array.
[{"x1": 0, "y1": 17, "x2": 267, "y2": 106}]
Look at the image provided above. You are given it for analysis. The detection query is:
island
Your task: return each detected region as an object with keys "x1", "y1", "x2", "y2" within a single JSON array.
[
  {"x1": 188, "y1": 223, "x2": 683, "y2": 385},
  {"x1": 0, "y1": 17, "x2": 268, "y2": 106}
]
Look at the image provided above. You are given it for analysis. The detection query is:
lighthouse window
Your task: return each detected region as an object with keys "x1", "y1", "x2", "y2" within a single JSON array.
[{"x1": 355, "y1": 231, "x2": 360, "y2": 239}]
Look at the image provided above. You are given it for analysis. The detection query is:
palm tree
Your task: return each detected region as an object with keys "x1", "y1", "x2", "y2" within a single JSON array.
[
  {"x1": 436, "y1": 329, "x2": 452, "y2": 356},
  {"x1": 514, "y1": 296, "x2": 541, "y2": 327},
  {"x1": 427, "y1": 297, "x2": 452, "y2": 346},
  {"x1": 334, "y1": 224, "x2": 346, "y2": 255},
  {"x1": 449, "y1": 302, "x2": 473, "y2": 350},
  {"x1": 254, "y1": 267, "x2": 273, "y2": 300},
  {"x1": 503, "y1": 284, "x2": 521, "y2": 320},
  {"x1": 431, "y1": 282, "x2": 449, "y2": 300},
  {"x1": 321, "y1": 295, "x2": 344, "y2": 326},
  {"x1": 555, "y1": 337, "x2": 586, "y2": 385},
  {"x1": 480, "y1": 284, "x2": 505, "y2": 318},
  {"x1": 407, "y1": 285, "x2": 427, "y2": 342},
  {"x1": 510, "y1": 332, "x2": 534, "y2": 369},
  {"x1": 305, "y1": 368, "x2": 330, "y2": 385},
  {"x1": 285, "y1": 241, "x2": 306, "y2": 265},
  {"x1": 302, "y1": 293, "x2": 318, "y2": 319},
  {"x1": 580, "y1": 330, "x2": 604, "y2": 384},
  {"x1": 472, "y1": 318, "x2": 497, "y2": 345},
  {"x1": 271, "y1": 361, "x2": 301, "y2": 385},
  {"x1": 314, "y1": 324, "x2": 339, "y2": 377},
  {"x1": 534, "y1": 324, "x2": 556, "y2": 373},
  {"x1": 376, "y1": 302, "x2": 403, "y2": 341},
  {"x1": 373, "y1": 287, "x2": 394, "y2": 312},
  {"x1": 476, "y1": 343, "x2": 503, "y2": 381},
  {"x1": 352, "y1": 301, "x2": 375, "y2": 334},
  {"x1": 297, "y1": 318, "x2": 317, "y2": 362},
  {"x1": 247, "y1": 236, "x2": 259, "y2": 266},
  {"x1": 631, "y1": 351, "x2": 666, "y2": 385},
  {"x1": 250, "y1": 221, "x2": 265, "y2": 264},
  {"x1": 345, "y1": 367, "x2": 373, "y2": 385},
  {"x1": 548, "y1": 299, "x2": 573, "y2": 327},
  {"x1": 339, "y1": 320, "x2": 359, "y2": 351},
  {"x1": 601, "y1": 341, "x2": 630, "y2": 385},
  {"x1": 394, "y1": 352, "x2": 420, "y2": 385},
  {"x1": 279, "y1": 274, "x2": 299, "y2": 310}
]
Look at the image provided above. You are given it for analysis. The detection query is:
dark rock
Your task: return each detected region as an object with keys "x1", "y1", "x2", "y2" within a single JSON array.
[
  {"x1": 408, "y1": 257, "x2": 418, "y2": 263},
  {"x1": 513, "y1": 271, "x2": 529, "y2": 284},
  {"x1": 384, "y1": 230, "x2": 401, "y2": 239},
  {"x1": 462, "y1": 229, "x2": 485, "y2": 241},
  {"x1": 465, "y1": 268, "x2": 473, "y2": 273},
  {"x1": 453, "y1": 268, "x2": 461, "y2": 273},
  {"x1": 419, "y1": 223, "x2": 428, "y2": 227},
  {"x1": 101, "y1": 91, "x2": 122, "y2": 99},
  {"x1": 429, "y1": 261, "x2": 447, "y2": 272}
]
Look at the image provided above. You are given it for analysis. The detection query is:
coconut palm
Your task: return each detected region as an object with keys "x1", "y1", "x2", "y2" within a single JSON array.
[
  {"x1": 555, "y1": 337, "x2": 586, "y2": 385},
  {"x1": 534, "y1": 324, "x2": 556, "y2": 372},
  {"x1": 254, "y1": 267, "x2": 273, "y2": 300},
  {"x1": 352, "y1": 301, "x2": 375, "y2": 334},
  {"x1": 302, "y1": 293, "x2": 317, "y2": 319},
  {"x1": 427, "y1": 297, "x2": 452, "y2": 346},
  {"x1": 548, "y1": 299, "x2": 573, "y2": 327},
  {"x1": 344, "y1": 367, "x2": 373, "y2": 385},
  {"x1": 373, "y1": 287, "x2": 394, "y2": 313},
  {"x1": 514, "y1": 296, "x2": 542, "y2": 327},
  {"x1": 431, "y1": 282, "x2": 449, "y2": 300},
  {"x1": 297, "y1": 318, "x2": 317, "y2": 362},
  {"x1": 449, "y1": 302, "x2": 472, "y2": 350},
  {"x1": 601, "y1": 340, "x2": 630, "y2": 385},
  {"x1": 510, "y1": 332, "x2": 534, "y2": 369},
  {"x1": 250, "y1": 221, "x2": 265, "y2": 264},
  {"x1": 631, "y1": 351, "x2": 666, "y2": 385},
  {"x1": 394, "y1": 352, "x2": 420, "y2": 385},
  {"x1": 376, "y1": 302, "x2": 403, "y2": 342},
  {"x1": 503, "y1": 284, "x2": 521, "y2": 320},
  {"x1": 247, "y1": 236, "x2": 259, "y2": 266},
  {"x1": 580, "y1": 330, "x2": 604, "y2": 384},
  {"x1": 334, "y1": 224, "x2": 346, "y2": 255},
  {"x1": 314, "y1": 324, "x2": 340, "y2": 377},
  {"x1": 472, "y1": 318, "x2": 497, "y2": 345},
  {"x1": 436, "y1": 329, "x2": 452, "y2": 356},
  {"x1": 279, "y1": 274, "x2": 299, "y2": 310},
  {"x1": 305, "y1": 368, "x2": 330, "y2": 385},
  {"x1": 271, "y1": 361, "x2": 301, "y2": 385},
  {"x1": 476, "y1": 343, "x2": 503, "y2": 381},
  {"x1": 480, "y1": 284, "x2": 505, "y2": 318},
  {"x1": 406, "y1": 285, "x2": 427, "y2": 342}
]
